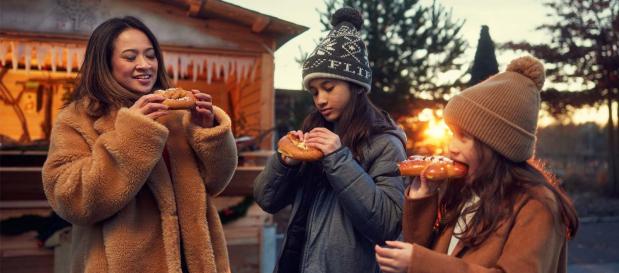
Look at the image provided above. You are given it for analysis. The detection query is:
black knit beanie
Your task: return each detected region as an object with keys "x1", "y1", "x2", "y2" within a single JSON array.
[{"x1": 302, "y1": 7, "x2": 372, "y2": 92}]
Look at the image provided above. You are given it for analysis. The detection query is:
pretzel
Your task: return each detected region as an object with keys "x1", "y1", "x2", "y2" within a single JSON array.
[
  {"x1": 277, "y1": 132, "x2": 323, "y2": 161},
  {"x1": 398, "y1": 155, "x2": 468, "y2": 180},
  {"x1": 154, "y1": 88, "x2": 196, "y2": 110}
]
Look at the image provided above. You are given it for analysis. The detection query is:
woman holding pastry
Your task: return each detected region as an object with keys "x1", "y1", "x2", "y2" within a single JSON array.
[
  {"x1": 42, "y1": 16, "x2": 237, "y2": 273},
  {"x1": 253, "y1": 7, "x2": 407, "y2": 273},
  {"x1": 375, "y1": 56, "x2": 579, "y2": 273}
]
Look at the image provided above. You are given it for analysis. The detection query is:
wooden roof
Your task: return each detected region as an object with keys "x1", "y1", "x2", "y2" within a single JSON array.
[
  {"x1": 160, "y1": 0, "x2": 308, "y2": 49},
  {"x1": 0, "y1": 0, "x2": 307, "y2": 52}
]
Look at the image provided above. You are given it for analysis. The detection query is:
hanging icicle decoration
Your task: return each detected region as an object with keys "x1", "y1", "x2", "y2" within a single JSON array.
[
  {"x1": 179, "y1": 54, "x2": 190, "y2": 79},
  {"x1": 0, "y1": 42, "x2": 8, "y2": 67},
  {"x1": 11, "y1": 42, "x2": 22, "y2": 71},
  {"x1": 157, "y1": 51, "x2": 258, "y2": 84},
  {"x1": 50, "y1": 46, "x2": 56, "y2": 72},
  {"x1": 243, "y1": 59, "x2": 253, "y2": 80},
  {"x1": 0, "y1": 41, "x2": 259, "y2": 85},
  {"x1": 192, "y1": 55, "x2": 206, "y2": 82},
  {"x1": 24, "y1": 44, "x2": 32, "y2": 74},
  {"x1": 192, "y1": 56, "x2": 199, "y2": 82},
  {"x1": 66, "y1": 47, "x2": 74, "y2": 74},
  {"x1": 170, "y1": 53, "x2": 180, "y2": 83},
  {"x1": 35, "y1": 44, "x2": 49, "y2": 71},
  {"x1": 51, "y1": 46, "x2": 64, "y2": 73},
  {"x1": 212, "y1": 57, "x2": 219, "y2": 82},
  {"x1": 223, "y1": 58, "x2": 230, "y2": 81},
  {"x1": 235, "y1": 60, "x2": 242, "y2": 84},
  {"x1": 206, "y1": 58, "x2": 214, "y2": 84},
  {"x1": 236, "y1": 59, "x2": 253, "y2": 84},
  {"x1": 76, "y1": 47, "x2": 85, "y2": 70}
]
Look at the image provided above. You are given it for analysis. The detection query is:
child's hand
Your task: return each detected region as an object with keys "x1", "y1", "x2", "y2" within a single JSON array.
[
  {"x1": 305, "y1": 127, "x2": 341, "y2": 156},
  {"x1": 375, "y1": 241, "x2": 413, "y2": 273},
  {"x1": 407, "y1": 168, "x2": 447, "y2": 199},
  {"x1": 279, "y1": 130, "x2": 304, "y2": 166}
]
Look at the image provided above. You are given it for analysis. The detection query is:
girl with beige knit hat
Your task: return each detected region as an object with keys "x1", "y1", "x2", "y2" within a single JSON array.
[{"x1": 374, "y1": 56, "x2": 579, "y2": 273}]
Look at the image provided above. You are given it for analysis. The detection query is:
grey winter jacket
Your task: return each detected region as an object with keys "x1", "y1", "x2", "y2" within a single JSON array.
[{"x1": 253, "y1": 129, "x2": 407, "y2": 273}]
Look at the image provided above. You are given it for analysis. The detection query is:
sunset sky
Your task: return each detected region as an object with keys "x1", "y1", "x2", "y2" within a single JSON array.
[{"x1": 226, "y1": 0, "x2": 614, "y2": 126}]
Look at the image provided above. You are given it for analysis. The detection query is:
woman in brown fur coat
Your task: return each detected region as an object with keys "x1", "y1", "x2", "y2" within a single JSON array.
[{"x1": 42, "y1": 16, "x2": 237, "y2": 273}]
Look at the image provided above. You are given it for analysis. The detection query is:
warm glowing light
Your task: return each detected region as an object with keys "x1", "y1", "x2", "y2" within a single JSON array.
[
  {"x1": 417, "y1": 108, "x2": 434, "y2": 122},
  {"x1": 398, "y1": 108, "x2": 453, "y2": 155},
  {"x1": 425, "y1": 118, "x2": 450, "y2": 140}
]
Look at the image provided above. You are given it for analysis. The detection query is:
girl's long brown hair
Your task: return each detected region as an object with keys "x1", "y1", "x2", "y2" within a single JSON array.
[
  {"x1": 67, "y1": 16, "x2": 170, "y2": 116},
  {"x1": 441, "y1": 137, "x2": 579, "y2": 247},
  {"x1": 301, "y1": 83, "x2": 400, "y2": 161}
]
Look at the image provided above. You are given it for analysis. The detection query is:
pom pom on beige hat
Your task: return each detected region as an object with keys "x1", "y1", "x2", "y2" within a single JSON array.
[{"x1": 444, "y1": 56, "x2": 545, "y2": 162}]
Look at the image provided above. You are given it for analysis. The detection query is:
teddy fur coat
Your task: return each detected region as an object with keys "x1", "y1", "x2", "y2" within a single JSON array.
[{"x1": 42, "y1": 102, "x2": 237, "y2": 273}]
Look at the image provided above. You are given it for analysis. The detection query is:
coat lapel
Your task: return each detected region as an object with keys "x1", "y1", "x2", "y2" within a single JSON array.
[
  {"x1": 158, "y1": 112, "x2": 220, "y2": 273},
  {"x1": 148, "y1": 159, "x2": 183, "y2": 273},
  {"x1": 94, "y1": 108, "x2": 186, "y2": 272},
  {"x1": 434, "y1": 222, "x2": 466, "y2": 256}
]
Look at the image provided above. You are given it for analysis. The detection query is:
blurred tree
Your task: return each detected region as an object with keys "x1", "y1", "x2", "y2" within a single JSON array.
[
  {"x1": 317, "y1": 0, "x2": 467, "y2": 118},
  {"x1": 504, "y1": 0, "x2": 619, "y2": 195},
  {"x1": 469, "y1": 25, "x2": 498, "y2": 86}
]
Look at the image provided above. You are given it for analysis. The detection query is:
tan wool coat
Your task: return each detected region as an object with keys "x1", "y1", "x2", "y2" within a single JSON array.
[
  {"x1": 403, "y1": 186, "x2": 569, "y2": 273},
  {"x1": 42, "y1": 102, "x2": 237, "y2": 273}
]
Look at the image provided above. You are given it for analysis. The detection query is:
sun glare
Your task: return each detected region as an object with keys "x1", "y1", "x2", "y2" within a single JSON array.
[
  {"x1": 425, "y1": 118, "x2": 450, "y2": 140},
  {"x1": 400, "y1": 108, "x2": 453, "y2": 155}
]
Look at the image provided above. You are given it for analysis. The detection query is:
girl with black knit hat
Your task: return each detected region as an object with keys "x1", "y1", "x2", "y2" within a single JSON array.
[
  {"x1": 253, "y1": 7, "x2": 407, "y2": 273},
  {"x1": 375, "y1": 56, "x2": 579, "y2": 273}
]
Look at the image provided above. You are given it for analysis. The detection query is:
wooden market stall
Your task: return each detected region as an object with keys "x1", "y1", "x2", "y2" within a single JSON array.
[{"x1": 0, "y1": 1, "x2": 306, "y2": 272}]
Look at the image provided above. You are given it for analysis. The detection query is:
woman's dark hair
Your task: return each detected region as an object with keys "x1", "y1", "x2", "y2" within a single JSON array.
[
  {"x1": 68, "y1": 16, "x2": 170, "y2": 116},
  {"x1": 441, "y1": 136, "x2": 579, "y2": 248},
  {"x1": 301, "y1": 82, "x2": 400, "y2": 161}
]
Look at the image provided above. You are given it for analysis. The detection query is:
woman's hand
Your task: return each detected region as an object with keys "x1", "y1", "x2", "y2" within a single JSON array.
[
  {"x1": 190, "y1": 89, "x2": 215, "y2": 128},
  {"x1": 407, "y1": 168, "x2": 447, "y2": 199},
  {"x1": 129, "y1": 94, "x2": 168, "y2": 120},
  {"x1": 305, "y1": 127, "x2": 341, "y2": 156},
  {"x1": 279, "y1": 130, "x2": 304, "y2": 166},
  {"x1": 375, "y1": 241, "x2": 413, "y2": 273}
]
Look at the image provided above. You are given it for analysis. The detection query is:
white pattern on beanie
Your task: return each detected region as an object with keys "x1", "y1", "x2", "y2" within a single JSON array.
[{"x1": 302, "y1": 7, "x2": 372, "y2": 92}]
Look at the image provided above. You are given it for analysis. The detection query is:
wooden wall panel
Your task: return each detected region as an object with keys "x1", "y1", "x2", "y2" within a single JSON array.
[{"x1": 258, "y1": 54, "x2": 274, "y2": 150}]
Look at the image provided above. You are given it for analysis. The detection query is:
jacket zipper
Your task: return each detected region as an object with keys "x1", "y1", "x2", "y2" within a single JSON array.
[
  {"x1": 274, "y1": 186, "x2": 302, "y2": 273},
  {"x1": 299, "y1": 189, "x2": 319, "y2": 273}
]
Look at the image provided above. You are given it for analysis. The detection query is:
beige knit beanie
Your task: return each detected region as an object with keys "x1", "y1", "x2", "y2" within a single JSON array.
[{"x1": 444, "y1": 56, "x2": 545, "y2": 162}]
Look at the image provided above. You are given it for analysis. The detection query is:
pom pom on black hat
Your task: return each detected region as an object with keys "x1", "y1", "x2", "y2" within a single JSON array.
[{"x1": 330, "y1": 7, "x2": 363, "y2": 30}]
